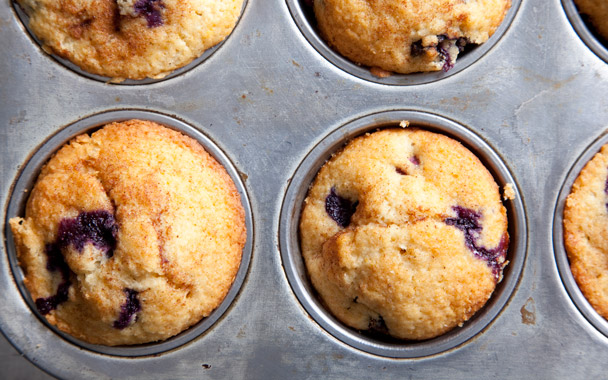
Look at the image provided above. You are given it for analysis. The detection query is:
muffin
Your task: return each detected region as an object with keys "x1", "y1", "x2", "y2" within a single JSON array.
[
  {"x1": 564, "y1": 144, "x2": 608, "y2": 320},
  {"x1": 16, "y1": 0, "x2": 244, "y2": 80},
  {"x1": 575, "y1": 0, "x2": 608, "y2": 42},
  {"x1": 299, "y1": 128, "x2": 509, "y2": 340},
  {"x1": 313, "y1": 0, "x2": 511, "y2": 74},
  {"x1": 9, "y1": 120, "x2": 246, "y2": 345}
]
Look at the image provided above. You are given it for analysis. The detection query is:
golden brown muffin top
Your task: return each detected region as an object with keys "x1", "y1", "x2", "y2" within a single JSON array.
[{"x1": 10, "y1": 120, "x2": 246, "y2": 345}]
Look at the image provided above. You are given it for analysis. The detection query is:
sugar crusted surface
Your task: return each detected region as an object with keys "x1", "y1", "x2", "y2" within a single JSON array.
[
  {"x1": 300, "y1": 128, "x2": 508, "y2": 340},
  {"x1": 313, "y1": 0, "x2": 511, "y2": 74},
  {"x1": 9, "y1": 120, "x2": 246, "y2": 345},
  {"x1": 564, "y1": 144, "x2": 608, "y2": 321},
  {"x1": 17, "y1": 0, "x2": 244, "y2": 80}
]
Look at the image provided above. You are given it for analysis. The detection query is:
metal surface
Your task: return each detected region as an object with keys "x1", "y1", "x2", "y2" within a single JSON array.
[{"x1": 1, "y1": 0, "x2": 608, "y2": 378}]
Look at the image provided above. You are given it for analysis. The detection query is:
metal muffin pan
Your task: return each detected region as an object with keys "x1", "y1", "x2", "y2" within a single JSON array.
[
  {"x1": 4, "y1": 109, "x2": 254, "y2": 358},
  {"x1": 280, "y1": 110, "x2": 526, "y2": 358},
  {"x1": 2, "y1": 0, "x2": 608, "y2": 377}
]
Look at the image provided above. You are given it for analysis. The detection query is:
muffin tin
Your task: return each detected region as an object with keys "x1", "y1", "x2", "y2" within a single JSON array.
[{"x1": 2, "y1": 0, "x2": 608, "y2": 378}]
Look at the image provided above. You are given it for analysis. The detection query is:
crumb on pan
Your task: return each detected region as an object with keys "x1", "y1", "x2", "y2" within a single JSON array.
[
  {"x1": 503, "y1": 183, "x2": 516, "y2": 200},
  {"x1": 370, "y1": 67, "x2": 392, "y2": 78}
]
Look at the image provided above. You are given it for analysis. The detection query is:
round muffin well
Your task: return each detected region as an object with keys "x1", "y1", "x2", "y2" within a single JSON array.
[
  {"x1": 299, "y1": 128, "x2": 509, "y2": 340},
  {"x1": 15, "y1": 0, "x2": 244, "y2": 80},
  {"x1": 9, "y1": 119, "x2": 246, "y2": 346},
  {"x1": 313, "y1": 0, "x2": 511, "y2": 74}
]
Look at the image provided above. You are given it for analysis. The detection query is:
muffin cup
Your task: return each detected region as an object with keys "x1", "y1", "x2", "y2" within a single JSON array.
[
  {"x1": 12, "y1": 0, "x2": 248, "y2": 84},
  {"x1": 286, "y1": 0, "x2": 522, "y2": 85},
  {"x1": 279, "y1": 110, "x2": 527, "y2": 358},
  {"x1": 4, "y1": 109, "x2": 253, "y2": 357},
  {"x1": 553, "y1": 130, "x2": 608, "y2": 338},
  {"x1": 562, "y1": 0, "x2": 608, "y2": 64}
]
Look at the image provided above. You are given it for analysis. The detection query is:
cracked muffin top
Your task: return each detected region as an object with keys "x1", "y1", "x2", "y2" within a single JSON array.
[
  {"x1": 564, "y1": 144, "x2": 608, "y2": 321},
  {"x1": 313, "y1": 0, "x2": 511, "y2": 74},
  {"x1": 16, "y1": 0, "x2": 243, "y2": 80},
  {"x1": 574, "y1": 0, "x2": 608, "y2": 43},
  {"x1": 299, "y1": 128, "x2": 508, "y2": 340},
  {"x1": 9, "y1": 120, "x2": 246, "y2": 345}
]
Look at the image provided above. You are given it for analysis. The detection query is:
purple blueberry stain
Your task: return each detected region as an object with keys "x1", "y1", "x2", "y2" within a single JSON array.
[
  {"x1": 409, "y1": 156, "x2": 420, "y2": 166},
  {"x1": 410, "y1": 40, "x2": 424, "y2": 57},
  {"x1": 35, "y1": 243, "x2": 71, "y2": 315},
  {"x1": 396, "y1": 167, "x2": 407, "y2": 175},
  {"x1": 134, "y1": 0, "x2": 165, "y2": 28},
  {"x1": 113, "y1": 288, "x2": 141, "y2": 329},
  {"x1": 445, "y1": 206, "x2": 508, "y2": 280},
  {"x1": 410, "y1": 35, "x2": 471, "y2": 72},
  {"x1": 57, "y1": 210, "x2": 117, "y2": 258},
  {"x1": 456, "y1": 37, "x2": 468, "y2": 53},
  {"x1": 438, "y1": 44, "x2": 454, "y2": 72},
  {"x1": 34, "y1": 210, "x2": 117, "y2": 315},
  {"x1": 325, "y1": 187, "x2": 358, "y2": 228}
]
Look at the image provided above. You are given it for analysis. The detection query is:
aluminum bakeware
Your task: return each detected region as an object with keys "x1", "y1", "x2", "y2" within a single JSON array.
[{"x1": 1, "y1": 0, "x2": 608, "y2": 378}]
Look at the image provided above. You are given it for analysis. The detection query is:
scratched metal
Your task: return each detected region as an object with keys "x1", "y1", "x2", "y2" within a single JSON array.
[{"x1": 1, "y1": 0, "x2": 608, "y2": 378}]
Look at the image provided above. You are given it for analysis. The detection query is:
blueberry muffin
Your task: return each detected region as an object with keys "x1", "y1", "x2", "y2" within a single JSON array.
[
  {"x1": 313, "y1": 0, "x2": 511, "y2": 74},
  {"x1": 299, "y1": 128, "x2": 508, "y2": 340},
  {"x1": 16, "y1": 0, "x2": 243, "y2": 80},
  {"x1": 9, "y1": 120, "x2": 246, "y2": 345},
  {"x1": 564, "y1": 144, "x2": 608, "y2": 320},
  {"x1": 575, "y1": 0, "x2": 608, "y2": 42}
]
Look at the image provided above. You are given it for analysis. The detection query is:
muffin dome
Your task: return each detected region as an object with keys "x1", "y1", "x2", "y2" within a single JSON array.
[
  {"x1": 9, "y1": 120, "x2": 246, "y2": 345},
  {"x1": 16, "y1": 0, "x2": 243, "y2": 80},
  {"x1": 313, "y1": 0, "x2": 511, "y2": 74},
  {"x1": 299, "y1": 128, "x2": 508, "y2": 340}
]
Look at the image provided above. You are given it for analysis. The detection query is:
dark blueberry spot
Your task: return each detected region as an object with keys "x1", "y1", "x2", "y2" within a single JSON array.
[
  {"x1": 368, "y1": 315, "x2": 389, "y2": 335},
  {"x1": 80, "y1": 18, "x2": 93, "y2": 28},
  {"x1": 409, "y1": 156, "x2": 420, "y2": 166},
  {"x1": 134, "y1": 0, "x2": 165, "y2": 28},
  {"x1": 456, "y1": 37, "x2": 468, "y2": 53},
  {"x1": 438, "y1": 44, "x2": 454, "y2": 72},
  {"x1": 35, "y1": 243, "x2": 71, "y2": 315},
  {"x1": 325, "y1": 187, "x2": 358, "y2": 228},
  {"x1": 353, "y1": 296, "x2": 359, "y2": 303},
  {"x1": 57, "y1": 210, "x2": 117, "y2": 258},
  {"x1": 395, "y1": 167, "x2": 407, "y2": 175},
  {"x1": 445, "y1": 206, "x2": 508, "y2": 280},
  {"x1": 113, "y1": 288, "x2": 141, "y2": 329},
  {"x1": 34, "y1": 210, "x2": 117, "y2": 315},
  {"x1": 410, "y1": 40, "x2": 424, "y2": 57}
]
